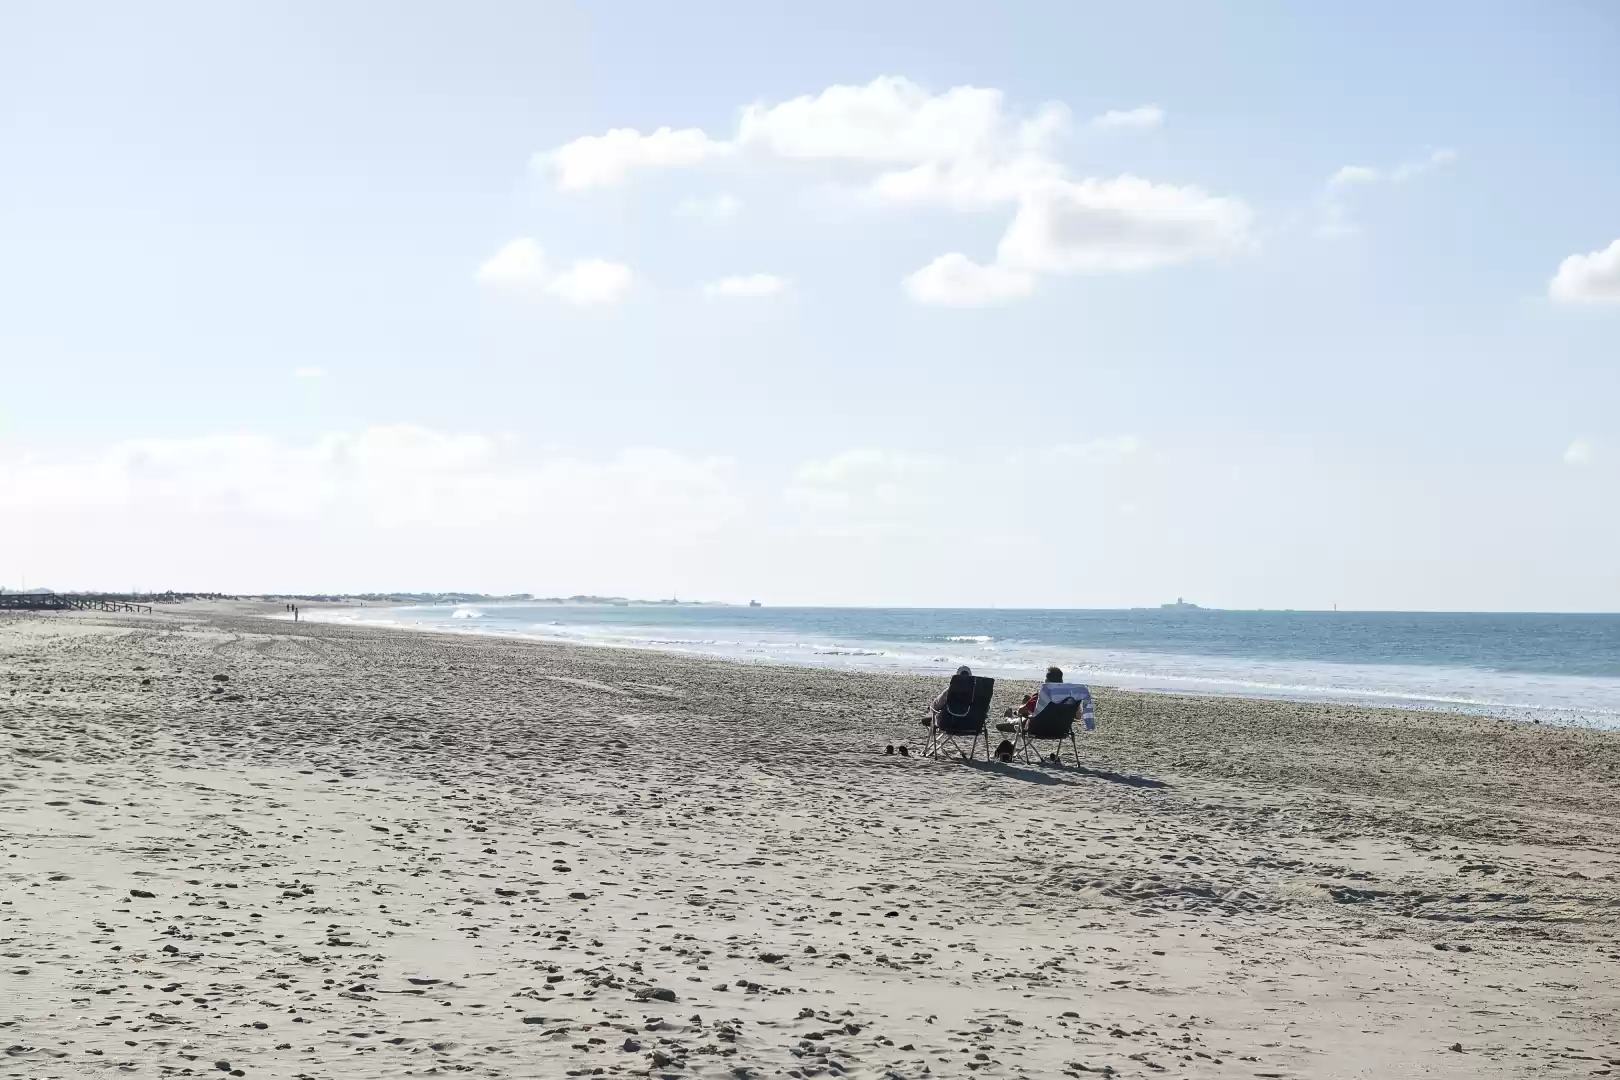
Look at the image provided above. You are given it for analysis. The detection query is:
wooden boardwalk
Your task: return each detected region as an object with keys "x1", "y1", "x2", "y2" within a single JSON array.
[{"x1": 0, "y1": 594, "x2": 154, "y2": 614}]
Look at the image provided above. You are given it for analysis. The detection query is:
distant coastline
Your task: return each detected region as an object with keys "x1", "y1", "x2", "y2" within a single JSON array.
[
  {"x1": 0, "y1": 589, "x2": 744, "y2": 607},
  {"x1": 276, "y1": 593, "x2": 744, "y2": 607}
]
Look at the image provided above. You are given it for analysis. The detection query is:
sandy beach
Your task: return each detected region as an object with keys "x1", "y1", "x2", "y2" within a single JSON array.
[{"x1": 2, "y1": 604, "x2": 1617, "y2": 1080}]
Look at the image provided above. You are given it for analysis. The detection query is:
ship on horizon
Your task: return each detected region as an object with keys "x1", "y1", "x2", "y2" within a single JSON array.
[{"x1": 1161, "y1": 597, "x2": 1203, "y2": 610}]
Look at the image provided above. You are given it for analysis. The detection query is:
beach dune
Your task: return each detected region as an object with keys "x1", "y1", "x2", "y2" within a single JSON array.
[{"x1": 1, "y1": 605, "x2": 1616, "y2": 1078}]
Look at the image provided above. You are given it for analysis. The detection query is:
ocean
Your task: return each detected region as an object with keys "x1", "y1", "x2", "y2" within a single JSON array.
[{"x1": 309, "y1": 604, "x2": 1620, "y2": 731}]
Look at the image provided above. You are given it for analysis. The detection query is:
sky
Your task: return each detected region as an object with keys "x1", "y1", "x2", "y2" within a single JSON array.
[{"x1": 1, "y1": 1, "x2": 1617, "y2": 610}]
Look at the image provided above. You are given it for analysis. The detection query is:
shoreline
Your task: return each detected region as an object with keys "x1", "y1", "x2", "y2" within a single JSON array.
[
  {"x1": 3, "y1": 606, "x2": 1617, "y2": 1079},
  {"x1": 288, "y1": 600, "x2": 1620, "y2": 733}
]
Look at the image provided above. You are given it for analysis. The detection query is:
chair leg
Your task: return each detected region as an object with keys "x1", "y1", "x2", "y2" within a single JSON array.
[{"x1": 1069, "y1": 733, "x2": 1080, "y2": 765}]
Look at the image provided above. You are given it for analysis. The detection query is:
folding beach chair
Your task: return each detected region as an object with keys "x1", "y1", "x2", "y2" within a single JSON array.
[
  {"x1": 1014, "y1": 683, "x2": 1095, "y2": 766},
  {"x1": 922, "y1": 674, "x2": 995, "y2": 760}
]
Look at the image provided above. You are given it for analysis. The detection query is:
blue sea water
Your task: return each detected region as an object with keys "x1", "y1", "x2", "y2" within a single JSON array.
[{"x1": 311, "y1": 604, "x2": 1620, "y2": 731}]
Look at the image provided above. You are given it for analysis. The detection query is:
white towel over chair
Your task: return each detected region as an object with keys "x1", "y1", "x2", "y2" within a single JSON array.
[{"x1": 1034, "y1": 682, "x2": 1095, "y2": 731}]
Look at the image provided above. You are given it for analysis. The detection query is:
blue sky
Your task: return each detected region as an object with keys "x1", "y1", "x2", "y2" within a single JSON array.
[{"x1": 2, "y1": 1, "x2": 1617, "y2": 608}]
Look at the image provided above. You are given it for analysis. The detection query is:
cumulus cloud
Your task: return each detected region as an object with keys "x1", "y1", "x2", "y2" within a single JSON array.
[
  {"x1": 1327, "y1": 164, "x2": 1382, "y2": 188},
  {"x1": 1564, "y1": 440, "x2": 1597, "y2": 466},
  {"x1": 475, "y1": 239, "x2": 632, "y2": 306},
  {"x1": 734, "y1": 77, "x2": 1067, "y2": 165},
  {"x1": 1089, "y1": 105, "x2": 1165, "y2": 130},
  {"x1": 903, "y1": 176, "x2": 1249, "y2": 306},
  {"x1": 903, "y1": 253, "x2": 1036, "y2": 306},
  {"x1": 540, "y1": 126, "x2": 733, "y2": 190},
  {"x1": 539, "y1": 77, "x2": 1068, "y2": 191},
  {"x1": 475, "y1": 237, "x2": 549, "y2": 289},
  {"x1": 704, "y1": 273, "x2": 788, "y2": 299},
  {"x1": 996, "y1": 176, "x2": 1252, "y2": 274},
  {"x1": 868, "y1": 155, "x2": 1065, "y2": 211},
  {"x1": 1549, "y1": 239, "x2": 1620, "y2": 305},
  {"x1": 540, "y1": 77, "x2": 1249, "y2": 305}
]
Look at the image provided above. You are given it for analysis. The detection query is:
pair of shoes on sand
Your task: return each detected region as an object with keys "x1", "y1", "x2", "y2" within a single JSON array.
[{"x1": 884, "y1": 744, "x2": 910, "y2": 757}]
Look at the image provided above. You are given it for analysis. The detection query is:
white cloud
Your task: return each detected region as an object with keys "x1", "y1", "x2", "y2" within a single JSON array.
[
  {"x1": 1391, "y1": 147, "x2": 1456, "y2": 182},
  {"x1": 0, "y1": 428, "x2": 742, "y2": 542},
  {"x1": 475, "y1": 237, "x2": 549, "y2": 290},
  {"x1": 903, "y1": 253, "x2": 1036, "y2": 306},
  {"x1": 1328, "y1": 149, "x2": 1456, "y2": 189},
  {"x1": 894, "y1": 174, "x2": 1253, "y2": 302},
  {"x1": 1564, "y1": 440, "x2": 1597, "y2": 466},
  {"x1": 735, "y1": 76, "x2": 1067, "y2": 165},
  {"x1": 476, "y1": 239, "x2": 632, "y2": 306},
  {"x1": 539, "y1": 76, "x2": 1068, "y2": 188},
  {"x1": 868, "y1": 155, "x2": 1064, "y2": 211},
  {"x1": 1549, "y1": 239, "x2": 1620, "y2": 305},
  {"x1": 704, "y1": 273, "x2": 788, "y2": 299},
  {"x1": 1327, "y1": 164, "x2": 1382, "y2": 188},
  {"x1": 292, "y1": 366, "x2": 326, "y2": 379},
  {"x1": 675, "y1": 192, "x2": 741, "y2": 219},
  {"x1": 996, "y1": 175, "x2": 1252, "y2": 274},
  {"x1": 540, "y1": 126, "x2": 733, "y2": 190},
  {"x1": 546, "y1": 258, "x2": 634, "y2": 305},
  {"x1": 1089, "y1": 105, "x2": 1164, "y2": 130},
  {"x1": 540, "y1": 77, "x2": 1250, "y2": 305},
  {"x1": 1320, "y1": 149, "x2": 1455, "y2": 237}
]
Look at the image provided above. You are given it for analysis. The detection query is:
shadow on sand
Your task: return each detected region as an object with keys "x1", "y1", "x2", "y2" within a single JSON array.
[
  {"x1": 1067, "y1": 763, "x2": 1170, "y2": 789},
  {"x1": 961, "y1": 757, "x2": 1171, "y2": 790},
  {"x1": 960, "y1": 759, "x2": 1077, "y2": 786}
]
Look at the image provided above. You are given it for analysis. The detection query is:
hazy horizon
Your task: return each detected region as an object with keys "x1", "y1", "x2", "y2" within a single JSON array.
[
  {"x1": 5, "y1": 585, "x2": 1619, "y2": 617},
  {"x1": 3, "y1": 2, "x2": 1616, "y2": 611}
]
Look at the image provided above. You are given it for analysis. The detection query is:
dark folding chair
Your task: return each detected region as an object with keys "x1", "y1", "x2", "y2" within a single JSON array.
[
  {"x1": 1012, "y1": 683, "x2": 1094, "y2": 765},
  {"x1": 1015, "y1": 698, "x2": 1084, "y2": 765},
  {"x1": 923, "y1": 674, "x2": 995, "y2": 760}
]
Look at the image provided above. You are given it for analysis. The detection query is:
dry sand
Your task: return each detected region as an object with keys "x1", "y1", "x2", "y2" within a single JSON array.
[{"x1": 2, "y1": 604, "x2": 1617, "y2": 1080}]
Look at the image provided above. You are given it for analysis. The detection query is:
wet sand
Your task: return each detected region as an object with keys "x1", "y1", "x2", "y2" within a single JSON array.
[{"x1": 2, "y1": 604, "x2": 1617, "y2": 1079}]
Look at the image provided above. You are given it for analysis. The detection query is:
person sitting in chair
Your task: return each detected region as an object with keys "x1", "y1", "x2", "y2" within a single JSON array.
[
  {"x1": 1010, "y1": 666, "x2": 1065, "y2": 718},
  {"x1": 932, "y1": 665, "x2": 973, "y2": 715}
]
